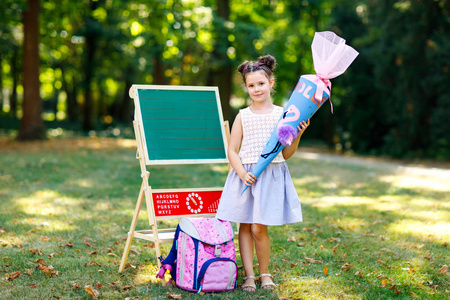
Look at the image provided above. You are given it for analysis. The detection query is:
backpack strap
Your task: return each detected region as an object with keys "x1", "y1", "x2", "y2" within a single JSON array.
[{"x1": 155, "y1": 225, "x2": 182, "y2": 280}]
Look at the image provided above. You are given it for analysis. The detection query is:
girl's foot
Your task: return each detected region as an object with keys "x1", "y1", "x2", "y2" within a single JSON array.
[
  {"x1": 260, "y1": 273, "x2": 276, "y2": 290},
  {"x1": 241, "y1": 276, "x2": 256, "y2": 292}
]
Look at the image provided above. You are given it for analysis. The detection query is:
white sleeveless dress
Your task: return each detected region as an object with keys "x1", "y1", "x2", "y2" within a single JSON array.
[{"x1": 216, "y1": 106, "x2": 303, "y2": 226}]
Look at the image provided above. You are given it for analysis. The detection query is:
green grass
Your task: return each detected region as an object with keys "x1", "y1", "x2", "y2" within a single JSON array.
[{"x1": 0, "y1": 137, "x2": 448, "y2": 299}]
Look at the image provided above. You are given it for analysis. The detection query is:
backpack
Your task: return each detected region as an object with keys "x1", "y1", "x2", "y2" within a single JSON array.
[{"x1": 156, "y1": 217, "x2": 238, "y2": 293}]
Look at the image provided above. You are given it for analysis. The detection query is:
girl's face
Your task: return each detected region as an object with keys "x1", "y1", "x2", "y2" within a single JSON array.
[{"x1": 245, "y1": 70, "x2": 274, "y2": 104}]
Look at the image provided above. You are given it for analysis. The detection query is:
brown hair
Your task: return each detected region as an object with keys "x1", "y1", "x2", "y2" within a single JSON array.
[{"x1": 237, "y1": 55, "x2": 276, "y2": 84}]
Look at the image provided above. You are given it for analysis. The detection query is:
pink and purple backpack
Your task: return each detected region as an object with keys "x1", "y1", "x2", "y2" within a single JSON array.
[{"x1": 156, "y1": 217, "x2": 237, "y2": 293}]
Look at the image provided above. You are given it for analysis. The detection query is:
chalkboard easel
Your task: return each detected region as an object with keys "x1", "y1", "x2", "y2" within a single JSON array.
[{"x1": 119, "y1": 85, "x2": 230, "y2": 272}]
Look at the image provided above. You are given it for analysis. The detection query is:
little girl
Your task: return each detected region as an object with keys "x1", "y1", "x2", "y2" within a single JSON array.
[{"x1": 216, "y1": 55, "x2": 310, "y2": 292}]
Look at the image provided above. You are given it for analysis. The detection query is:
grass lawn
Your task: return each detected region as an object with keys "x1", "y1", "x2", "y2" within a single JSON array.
[{"x1": 0, "y1": 137, "x2": 448, "y2": 299}]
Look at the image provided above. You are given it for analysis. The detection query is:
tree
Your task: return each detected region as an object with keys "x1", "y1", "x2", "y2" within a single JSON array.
[{"x1": 18, "y1": 0, "x2": 45, "y2": 140}]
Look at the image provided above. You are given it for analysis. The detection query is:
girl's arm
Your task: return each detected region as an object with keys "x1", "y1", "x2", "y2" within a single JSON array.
[
  {"x1": 282, "y1": 119, "x2": 310, "y2": 160},
  {"x1": 228, "y1": 113, "x2": 256, "y2": 186}
]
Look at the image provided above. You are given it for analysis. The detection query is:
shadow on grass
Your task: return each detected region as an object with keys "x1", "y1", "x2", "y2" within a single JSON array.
[{"x1": 0, "y1": 140, "x2": 448, "y2": 299}]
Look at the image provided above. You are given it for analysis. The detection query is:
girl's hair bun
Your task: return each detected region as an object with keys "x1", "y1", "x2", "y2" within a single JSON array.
[
  {"x1": 257, "y1": 55, "x2": 276, "y2": 71},
  {"x1": 237, "y1": 61, "x2": 250, "y2": 74},
  {"x1": 237, "y1": 54, "x2": 276, "y2": 84}
]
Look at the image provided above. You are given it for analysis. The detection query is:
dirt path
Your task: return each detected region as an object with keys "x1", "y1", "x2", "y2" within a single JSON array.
[{"x1": 295, "y1": 147, "x2": 450, "y2": 178}]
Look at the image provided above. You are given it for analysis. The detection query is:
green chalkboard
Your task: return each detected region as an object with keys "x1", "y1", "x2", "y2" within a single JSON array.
[{"x1": 130, "y1": 85, "x2": 228, "y2": 165}]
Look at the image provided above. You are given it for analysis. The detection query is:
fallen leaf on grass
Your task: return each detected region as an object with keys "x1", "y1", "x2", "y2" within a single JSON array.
[
  {"x1": 30, "y1": 249, "x2": 44, "y2": 255},
  {"x1": 333, "y1": 243, "x2": 340, "y2": 254},
  {"x1": 143, "y1": 242, "x2": 155, "y2": 248},
  {"x1": 69, "y1": 281, "x2": 82, "y2": 289},
  {"x1": 96, "y1": 282, "x2": 103, "y2": 289},
  {"x1": 341, "y1": 263, "x2": 353, "y2": 270},
  {"x1": 303, "y1": 257, "x2": 322, "y2": 264},
  {"x1": 83, "y1": 238, "x2": 95, "y2": 247},
  {"x1": 84, "y1": 285, "x2": 99, "y2": 299},
  {"x1": 381, "y1": 279, "x2": 388, "y2": 287},
  {"x1": 4, "y1": 271, "x2": 21, "y2": 281},
  {"x1": 327, "y1": 237, "x2": 340, "y2": 243},
  {"x1": 354, "y1": 271, "x2": 364, "y2": 277},
  {"x1": 410, "y1": 291, "x2": 418, "y2": 297},
  {"x1": 48, "y1": 253, "x2": 57, "y2": 258},
  {"x1": 130, "y1": 249, "x2": 140, "y2": 255},
  {"x1": 439, "y1": 265, "x2": 448, "y2": 274},
  {"x1": 25, "y1": 268, "x2": 33, "y2": 275},
  {"x1": 59, "y1": 242, "x2": 74, "y2": 248},
  {"x1": 27, "y1": 283, "x2": 37, "y2": 288},
  {"x1": 411, "y1": 244, "x2": 424, "y2": 249},
  {"x1": 40, "y1": 236, "x2": 51, "y2": 242},
  {"x1": 40, "y1": 265, "x2": 59, "y2": 276},
  {"x1": 323, "y1": 266, "x2": 328, "y2": 275},
  {"x1": 290, "y1": 263, "x2": 298, "y2": 267},
  {"x1": 287, "y1": 236, "x2": 296, "y2": 242},
  {"x1": 167, "y1": 292, "x2": 182, "y2": 299},
  {"x1": 123, "y1": 285, "x2": 133, "y2": 290},
  {"x1": 89, "y1": 251, "x2": 99, "y2": 255},
  {"x1": 84, "y1": 261, "x2": 102, "y2": 267}
]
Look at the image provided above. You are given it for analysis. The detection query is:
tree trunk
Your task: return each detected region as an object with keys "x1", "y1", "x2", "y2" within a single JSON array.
[
  {"x1": 207, "y1": 0, "x2": 232, "y2": 122},
  {"x1": 153, "y1": 52, "x2": 165, "y2": 85},
  {"x1": 0, "y1": 56, "x2": 3, "y2": 110},
  {"x1": 18, "y1": 0, "x2": 45, "y2": 140},
  {"x1": 82, "y1": 0, "x2": 99, "y2": 131},
  {"x1": 60, "y1": 66, "x2": 78, "y2": 122},
  {"x1": 10, "y1": 47, "x2": 19, "y2": 119}
]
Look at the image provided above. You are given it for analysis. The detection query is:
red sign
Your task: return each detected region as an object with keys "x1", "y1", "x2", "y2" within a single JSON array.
[{"x1": 152, "y1": 190, "x2": 222, "y2": 217}]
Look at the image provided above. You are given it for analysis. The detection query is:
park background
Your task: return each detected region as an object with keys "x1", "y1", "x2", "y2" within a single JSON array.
[
  {"x1": 0, "y1": 0, "x2": 449, "y2": 299},
  {"x1": 0, "y1": 0, "x2": 449, "y2": 159}
]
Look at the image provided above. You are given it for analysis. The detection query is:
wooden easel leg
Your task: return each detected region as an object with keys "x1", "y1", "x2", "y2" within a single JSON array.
[
  {"x1": 119, "y1": 182, "x2": 145, "y2": 272},
  {"x1": 143, "y1": 186, "x2": 162, "y2": 268}
]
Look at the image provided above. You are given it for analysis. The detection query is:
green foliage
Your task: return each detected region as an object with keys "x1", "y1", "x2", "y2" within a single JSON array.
[
  {"x1": 0, "y1": 0, "x2": 448, "y2": 158},
  {"x1": 330, "y1": 0, "x2": 450, "y2": 159}
]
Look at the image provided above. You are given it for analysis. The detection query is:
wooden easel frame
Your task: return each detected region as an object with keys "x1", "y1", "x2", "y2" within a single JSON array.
[{"x1": 119, "y1": 85, "x2": 230, "y2": 272}]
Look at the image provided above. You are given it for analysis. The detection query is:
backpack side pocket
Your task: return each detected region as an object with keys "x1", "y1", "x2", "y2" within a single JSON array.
[{"x1": 196, "y1": 258, "x2": 237, "y2": 293}]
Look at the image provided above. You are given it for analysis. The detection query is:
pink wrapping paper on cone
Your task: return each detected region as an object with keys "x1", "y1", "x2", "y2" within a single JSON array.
[{"x1": 242, "y1": 31, "x2": 359, "y2": 195}]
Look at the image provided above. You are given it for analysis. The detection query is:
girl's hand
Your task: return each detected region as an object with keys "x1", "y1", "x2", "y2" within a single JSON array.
[
  {"x1": 297, "y1": 119, "x2": 310, "y2": 135},
  {"x1": 240, "y1": 172, "x2": 257, "y2": 186}
]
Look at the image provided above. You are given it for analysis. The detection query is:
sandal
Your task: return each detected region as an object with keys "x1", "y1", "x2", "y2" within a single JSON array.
[
  {"x1": 260, "y1": 273, "x2": 276, "y2": 290},
  {"x1": 241, "y1": 275, "x2": 256, "y2": 292}
]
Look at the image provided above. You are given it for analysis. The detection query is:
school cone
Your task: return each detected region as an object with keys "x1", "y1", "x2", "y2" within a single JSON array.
[{"x1": 241, "y1": 31, "x2": 359, "y2": 195}]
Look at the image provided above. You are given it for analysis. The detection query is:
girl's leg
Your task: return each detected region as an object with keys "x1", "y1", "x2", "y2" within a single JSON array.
[
  {"x1": 251, "y1": 224, "x2": 275, "y2": 288},
  {"x1": 239, "y1": 223, "x2": 256, "y2": 291}
]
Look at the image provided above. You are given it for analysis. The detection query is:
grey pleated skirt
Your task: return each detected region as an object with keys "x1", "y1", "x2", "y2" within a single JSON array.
[{"x1": 216, "y1": 162, "x2": 303, "y2": 226}]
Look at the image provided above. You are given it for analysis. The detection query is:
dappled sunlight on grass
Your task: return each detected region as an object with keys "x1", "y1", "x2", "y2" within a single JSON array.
[
  {"x1": 15, "y1": 190, "x2": 72, "y2": 216},
  {"x1": 210, "y1": 164, "x2": 229, "y2": 173},
  {"x1": 73, "y1": 179, "x2": 96, "y2": 188},
  {"x1": 380, "y1": 174, "x2": 450, "y2": 192},
  {"x1": 387, "y1": 220, "x2": 450, "y2": 241},
  {"x1": 292, "y1": 176, "x2": 323, "y2": 187},
  {"x1": 133, "y1": 264, "x2": 168, "y2": 285},
  {"x1": 309, "y1": 196, "x2": 373, "y2": 208}
]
